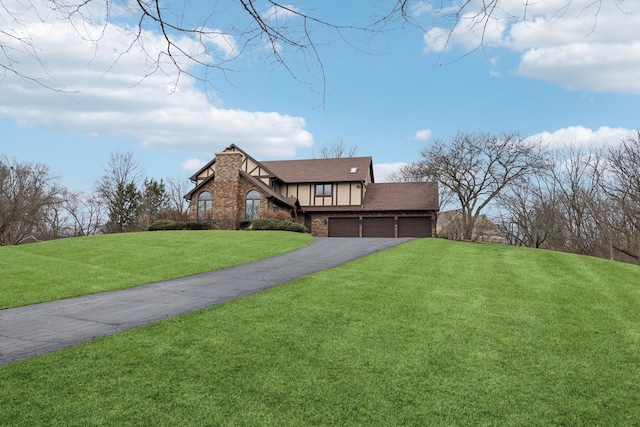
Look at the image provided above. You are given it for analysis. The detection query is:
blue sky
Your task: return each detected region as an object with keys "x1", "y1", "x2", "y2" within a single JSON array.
[{"x1": 1, "y1": 0, "x2": 639, "y2": 192}]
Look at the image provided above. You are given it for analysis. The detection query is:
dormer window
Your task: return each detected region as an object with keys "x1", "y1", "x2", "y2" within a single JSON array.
[{"x1": 350, "y1": 167, "x2": 358, "y2": 174}]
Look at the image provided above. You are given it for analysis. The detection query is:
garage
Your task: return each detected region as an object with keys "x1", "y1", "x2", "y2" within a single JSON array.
[
  {"x1": 398, "y1": 217, "x2": 432, "y2": 238},
  {"x1": 328, "y1": 218, "x2": 360, "y2": 237},
  {"x1": 362, "y1": 217, "x2": 395, "y2": 238},
  {"x1": 328, "y1": 216, "x2": 434, "y2": 238}
]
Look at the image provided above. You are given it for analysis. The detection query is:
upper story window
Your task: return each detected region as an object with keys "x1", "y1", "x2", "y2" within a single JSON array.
[{"x1": 315, "y1": 184, "x2": 332, "y2": 197}]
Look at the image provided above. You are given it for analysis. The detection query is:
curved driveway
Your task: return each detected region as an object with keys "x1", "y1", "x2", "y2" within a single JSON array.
[{"x1": 0, "y1": 237, "x2": 411, "y2": 366}]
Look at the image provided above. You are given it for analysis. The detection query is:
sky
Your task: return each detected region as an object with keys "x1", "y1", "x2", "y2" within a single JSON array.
[{"x1": 1, "y1": 0, "x2": 639, "y2": 193}]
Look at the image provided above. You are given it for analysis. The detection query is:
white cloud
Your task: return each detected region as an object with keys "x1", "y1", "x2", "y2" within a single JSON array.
[
  {"x1": 0, "y1": 1, "x2": 313, "y2": 158},
  {"x1": 410, "y1": 1, "x2": 433, "y2": 17},
  {"x1": 373, "y1": 162, "x2": 408, "y2": 182},
  {"x1": 420, "y1": 0, "x2": 640, "y2": 94},
  {"x1": 413, "y1": 129, "x2": 432, "y2": 140},
  {"x1": 528, "y1": 126, "x2": 635, "y2": 150},
  {"x1": 264, "y1": 4, "x2": 299, "y2": 22},
  {"x1": 423, "y1": 27, "x2": 451, "y2": 53},
  {"x1": 182, "y1": 158, "x2": 207, "y2": 172},
  {"x1": 516, "y1": 42, "x2": 640, "y2": 93}
]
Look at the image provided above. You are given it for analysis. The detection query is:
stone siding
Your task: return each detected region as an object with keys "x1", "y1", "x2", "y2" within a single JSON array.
[
  {"x1": 211, "y1": 152, "x2": 243, "y2": 227},
  {"x1": 189, "y1": 157, "x2": 290, "y2": 229}
]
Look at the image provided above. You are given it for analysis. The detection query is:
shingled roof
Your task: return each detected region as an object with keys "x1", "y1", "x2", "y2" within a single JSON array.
[
  {"x1": 238, "y1": 170, "x2": 299, "y2": 210},
  {"x1": 362, "y1": 182, "x2": 439, "y2": 211},
  {"x1": 261, "y1": 157, "x2": 373, "y2": 183}
]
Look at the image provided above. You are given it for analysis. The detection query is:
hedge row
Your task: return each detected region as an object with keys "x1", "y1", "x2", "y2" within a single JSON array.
[
  {"x1": 148, "y1": 220, "x2": 209, "y2": 231},
  {"x1": 149, "y1": 219, "x2": 309, "y2": 234},
  {"x1": 240, "y1": 219, "x2": 309, "y2": 234}
]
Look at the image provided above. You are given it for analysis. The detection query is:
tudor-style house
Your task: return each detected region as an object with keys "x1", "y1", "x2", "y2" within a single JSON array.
[{"x1": 185, "y1": 145, "x2": 439, "y2": 237}]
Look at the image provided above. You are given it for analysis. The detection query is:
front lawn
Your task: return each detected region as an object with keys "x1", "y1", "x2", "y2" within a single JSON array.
[
  {"x1": 1, "y1": 239, "x2": 639, "y2": 425},
  {"x1": 0, "y1": 231, "x2": 312, "y2": 309}
]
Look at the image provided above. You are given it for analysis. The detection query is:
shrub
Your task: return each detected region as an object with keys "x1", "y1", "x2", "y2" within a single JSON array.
[
  {"x1": 259, "y1": 208, "x2": 294, "y2": 222},
  {"x1": 186, "y1": 222, "x2": 208, "y2": 230},
  {"x1": 156, "y1": 209, "x2": 190, "y2": 222},
  {"x1": 243, "y1": 219, "x2": 308, "y2": 234},
  {"x1": 148, "y1": 220, "x2": 208, "y2": 231},
  {"x1": 237, "y1": 221, "x2": 252, "y2": 230}
]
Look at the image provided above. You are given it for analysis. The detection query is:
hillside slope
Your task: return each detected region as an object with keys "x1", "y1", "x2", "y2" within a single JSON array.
[
  {"x1": 0, "y1": 230, "x2": 313, "y2": 309},
  {"x1": 1, "y1": 239, "x2": 639, "y2": 425}
]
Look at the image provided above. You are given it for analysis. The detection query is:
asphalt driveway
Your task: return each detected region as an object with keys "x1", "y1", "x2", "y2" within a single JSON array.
[{"x1": 0, "y1": 237, "x2": 411, "y2": 365}]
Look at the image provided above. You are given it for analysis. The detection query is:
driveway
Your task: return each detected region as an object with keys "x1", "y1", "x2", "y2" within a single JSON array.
[{"x1": 0, "y1": 237, "x2": 411, "y2": 365}]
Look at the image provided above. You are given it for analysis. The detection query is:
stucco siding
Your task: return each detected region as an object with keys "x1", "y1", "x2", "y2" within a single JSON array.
[{"x1": 195, "y1": 164, "x2": 215, "y2": 185}]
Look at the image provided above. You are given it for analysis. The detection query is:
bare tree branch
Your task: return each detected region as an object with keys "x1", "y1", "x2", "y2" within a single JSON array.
[
  {"x1": 0, "y1": 0, "x2": 628, "y2": 92},
  {"x1": 313, "y1": 140, "x2": 358, "y2": 158}
]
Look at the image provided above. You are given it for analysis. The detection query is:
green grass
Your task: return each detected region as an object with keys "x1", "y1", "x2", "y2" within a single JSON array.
[
  {"x1": 0, "y1": 231, "x2": 313, "y2": 309},
  {"x1": 1, "y1": 239, "x2": 640, "y2": 425}
]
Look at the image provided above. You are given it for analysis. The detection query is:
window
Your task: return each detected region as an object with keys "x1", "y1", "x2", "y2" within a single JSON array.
[
  {"x1": 197, "y1": 191, "x2": 212, "y2": 220},
  {"x1": 245, "y1": 190, "x2": 261, "y2": 221},
  {"x1": 315, "y1": 184, "x2": 332, "y2": 197}
]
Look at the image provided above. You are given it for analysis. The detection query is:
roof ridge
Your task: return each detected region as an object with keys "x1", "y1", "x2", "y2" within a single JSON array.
[{"x1": 261, "y1": 156, "x2": 373, "y2": 163}]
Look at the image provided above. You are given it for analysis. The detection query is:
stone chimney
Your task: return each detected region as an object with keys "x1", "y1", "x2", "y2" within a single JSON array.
[{"x1": 211, "y1": 151, "x2": 243, "y2": 227}]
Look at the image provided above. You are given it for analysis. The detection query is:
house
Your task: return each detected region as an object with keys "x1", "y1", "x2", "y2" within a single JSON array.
[
  {"x1": 184, "y1": 145, "x2": 439, "y2": 237},
  {"x1": 436, "y1": 209, "x2": 506, "y2": 243}
]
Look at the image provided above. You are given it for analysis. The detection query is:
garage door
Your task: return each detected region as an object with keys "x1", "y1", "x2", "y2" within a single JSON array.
[
  {"x1": 362, "y1": 217, "x2": 395, "y2": 238},
  {"x1": 328, "y1": 218, "x2": 360, "y2": 237},
  {"x1": 398, "y1": 217, "x2": 432, "y2": 238}
]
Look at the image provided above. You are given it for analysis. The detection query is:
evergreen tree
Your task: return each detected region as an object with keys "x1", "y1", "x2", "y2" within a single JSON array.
[{"x1": 140, "y1": 178, "x2": 170, "y2": 228}]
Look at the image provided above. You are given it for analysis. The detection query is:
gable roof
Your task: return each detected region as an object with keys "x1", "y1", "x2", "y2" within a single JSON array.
[
  {"x1": 261, "y1": 157, "x2": 373, "y2": 183},
  {"x1": 186, "y1": 144, "x2": 274, "y2": 200},
  {"x1": 189, "y1": 158, "x2": 215, "y2": 182},
  {"x1": 238, "y1": 170, "x2": 299, "y2": 210},
  {"x1": 362, "y1": 182, "x2": 439, "y2": 211},
  {"x1": 184, "y1": 145, "x2": 438, "y2": 213}
]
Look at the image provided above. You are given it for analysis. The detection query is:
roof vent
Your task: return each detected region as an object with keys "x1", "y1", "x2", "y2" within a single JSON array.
[{"x1": 349, "y1": 167, "x2": 358, "y2": 174}]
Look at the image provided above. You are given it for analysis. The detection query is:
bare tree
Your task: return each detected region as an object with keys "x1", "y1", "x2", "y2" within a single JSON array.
[
  {"x1": 493, "y1": 139, "x2": 640, "y2": 265},
  {"x1": 61, "y1": 191, "x2": 105, "y2": 237},
  {"x1": 410, "y1": 131, "x2": 546, "y2": 241},
  {"x1": 496, "y1": 176, "x2": 562, "y2": 249},
  {"x1": 164, "y1": 177, "x2": 192, "y2": 221},
  {"x1": 548, "y1": 148, "x2": 607, "y2": 257},
  {"x1": 38, "y1": 187, "x2": 76, "y2": 240},
  {"x1": 313, "y1": 140, "x2": 358, "y2": 158},
  {"x1": 0, "y1": 156, "x2": 62, "y2": 245},
  {"x1": 603, "y1": 132, "x2": 640, "y2": 262}
]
